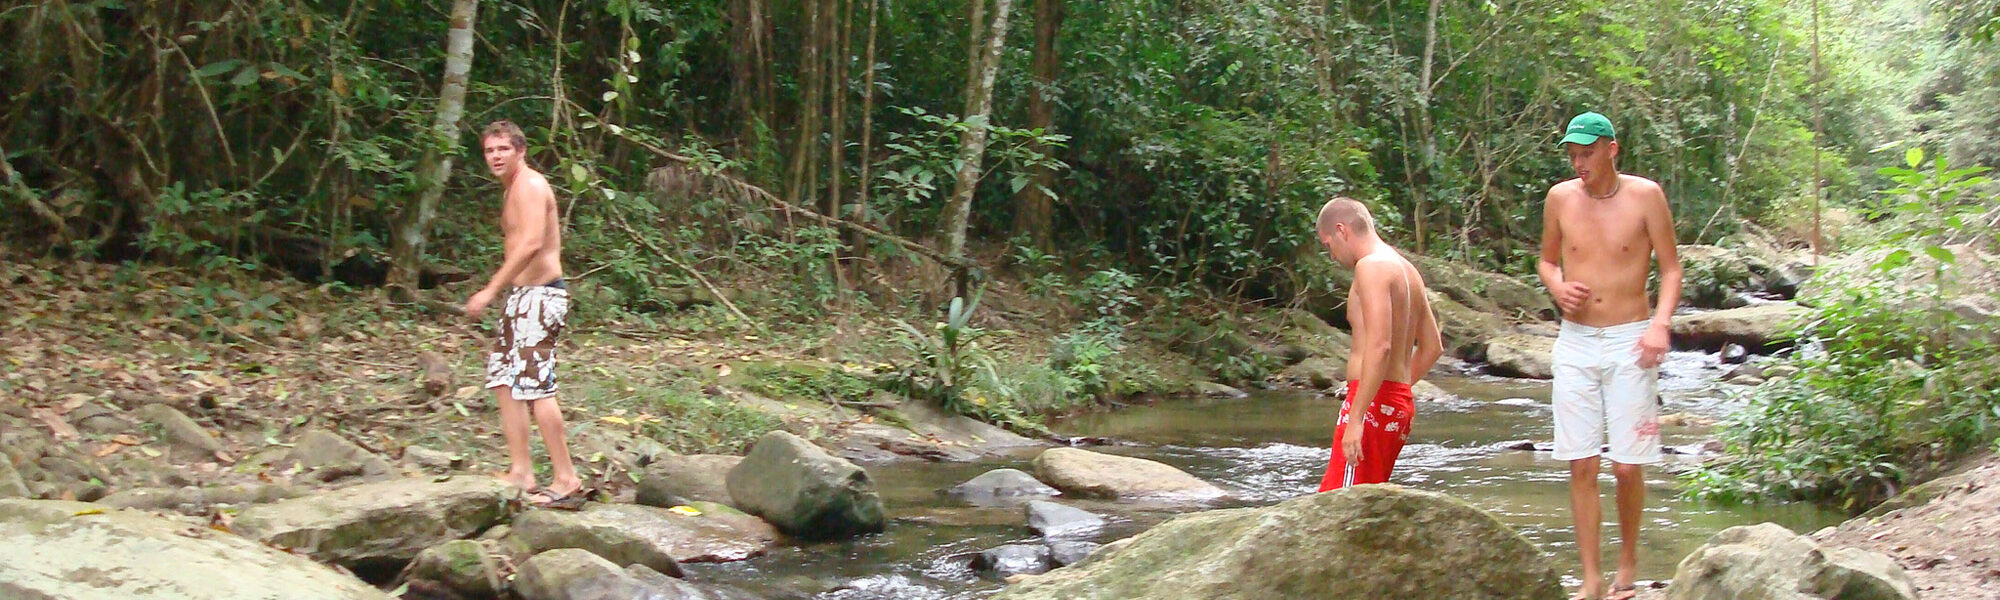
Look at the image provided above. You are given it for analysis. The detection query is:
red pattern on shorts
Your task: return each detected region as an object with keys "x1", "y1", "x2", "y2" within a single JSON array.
[{"x1": 1319, "y1": 380, "x2": 1416, "y2": 492}]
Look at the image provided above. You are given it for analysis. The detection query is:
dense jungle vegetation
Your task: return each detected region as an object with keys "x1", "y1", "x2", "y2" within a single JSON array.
[{"x1": 4, "y1": 0, "x2": 1998, "y2": 507}]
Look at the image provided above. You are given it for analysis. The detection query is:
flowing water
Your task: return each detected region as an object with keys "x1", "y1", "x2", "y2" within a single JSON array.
[{"x1": 689, "y1": 351, "x2": 1842, "y2": 599}]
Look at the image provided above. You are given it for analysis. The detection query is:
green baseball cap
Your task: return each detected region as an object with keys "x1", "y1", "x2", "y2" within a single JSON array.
[{"x1": 1559, "y1": 112, "x2": 1616, "y2": 147}]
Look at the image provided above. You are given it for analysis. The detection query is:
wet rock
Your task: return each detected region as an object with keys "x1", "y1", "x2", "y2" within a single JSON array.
[
  {"x1": 1280, "y1": 357, "x2": 1344, "y2": 390},
  {"x1": 1680, "y1": 244, "x2": 1762, "y2": 310},
  {"x1": 509, "y1": 502, "x2": 777, "y2": 571},
  {"x1": 1411, "y1": 380, "x2": 1455, "y2": 402},
  {"x1": 1494, "y1": 440, "x2": 1539, "y2": 452},
  {"x1": 1030, "y1": 447, "x2": 1228, "y2": 502},
  {"x1": 0, "y1": 459, "x2": 27, "y2": 499},
  {"x1": 636, "y1": 455, "x2": 742, "y2": 509},
  {"x1": 515, "y1": 548, "x2": 757, "y2": 600},
  {"x1": 402, "y1": 446, "x2": 461, "y2": 471},
  {"x1": 286, "y1": 429, "x2": 395, "y2": 480},
  {"x1": 1194, "y1": 381, "x2": 1249, "y2": 399},
  {"x1": 1720, "y1": 343, "x2": 1749, "y2": 364},
  {"x1": 974, "y1": 544, "x2": 1054, "y2": 578},
  {"x1": 1047, "y1": 540, "x2": 1101, "y2": 567},
  {"x1": 1672, "y1": 303, "x2": 1807, "y2": 353},
  {"x1": 1667, "y1": 522, "x2": 1916, "y2": 600},
  {"x1": 726, "y1": 431, "x2": 885, "y2": 540},
  {"x1": 133, "y1": 403, "x2": 225, "y2": 456},
  {"x1": 990, "y1": 485, "x2": 1563, "y2": 600},
  {"x1": 1025, "y1": 500, "x2": 1105, "y2": 540},
  {"x1": 950, "y1": 469, "x2": 1059, "y2": 500},
  {"x1": 407, "y1": 539, "x2": 503, "y2": 599},
  {"x1": 1484, "y1": 334, "x2": 1556, "y2": 379},
  {"x1": 0, "y1": 499, "x2": 392, "y2": 599},
  {"x1": 233, "y1": 476, "x2": 513, "y2": 570}
]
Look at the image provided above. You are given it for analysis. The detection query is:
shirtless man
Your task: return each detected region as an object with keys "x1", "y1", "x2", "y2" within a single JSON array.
[
  {"x1": 463, "y1": 120, "x2": 584, "y2": 508},
  {"x1": 1539, "y1": 112, "x2": 1683, "y2": 600},
  {"x1": 1313, "y1": 197, "x2": 1444, "y2": 492}
]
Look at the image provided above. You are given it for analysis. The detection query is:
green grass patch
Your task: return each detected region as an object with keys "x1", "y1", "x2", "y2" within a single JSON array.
[{"x1": 571, "y1": 369, "x2": 782, "y2": 455}]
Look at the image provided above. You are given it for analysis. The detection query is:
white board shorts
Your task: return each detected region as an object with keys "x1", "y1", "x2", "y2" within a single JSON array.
[{"x1": 1551, "y1": 319, "x2": 1662, "y2": 464}]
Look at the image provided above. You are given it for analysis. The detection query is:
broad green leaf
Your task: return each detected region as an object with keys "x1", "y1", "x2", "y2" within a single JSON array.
[
  {"x1": 1923, "y1": 246, "x2": 1955, "y2": 264},
  {"x1": 1905, "y1": 147, "x2": 1923, "y2": 168},
  {"x1": 195, "y1": 59, "x2": 245, "y2": 78},
  {"x1": 229, "y1": 66, "x2": 260, "y2": 87},
  {"x1": 602, "y1": 90, "x2": 619, "y2": 102}
]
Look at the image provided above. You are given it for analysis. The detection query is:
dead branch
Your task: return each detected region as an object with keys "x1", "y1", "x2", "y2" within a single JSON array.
[{"x1": 611, "y1": 213, "x2": 763, "y2": 331}]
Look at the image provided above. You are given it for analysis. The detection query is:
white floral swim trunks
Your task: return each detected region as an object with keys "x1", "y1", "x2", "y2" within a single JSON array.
[{"x1": 485, "y1": 281, "x2": 569, "y2": 401}]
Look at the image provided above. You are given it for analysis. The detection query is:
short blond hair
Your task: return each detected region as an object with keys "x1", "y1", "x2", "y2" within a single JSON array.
[
  {"x1": 482, "y1": 120, "x2": 527, "y2": 150},
  {"x1": 1316, "y1": 196, "x2": 1374, "y2": 238}
]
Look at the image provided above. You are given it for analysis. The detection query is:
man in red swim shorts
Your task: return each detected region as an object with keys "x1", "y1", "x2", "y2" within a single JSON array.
[{"x1": 1311, "y1": 197, "x2": 1444, "y2": 492}]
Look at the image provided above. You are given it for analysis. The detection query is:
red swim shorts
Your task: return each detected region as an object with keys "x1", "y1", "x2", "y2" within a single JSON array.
[{"x1": 1318, "y1": 380, "x2": 1416, "y2": 492}]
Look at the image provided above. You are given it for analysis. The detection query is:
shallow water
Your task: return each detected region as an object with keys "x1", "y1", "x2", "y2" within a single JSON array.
[{"x1": 689, "y1": 351, "x2": 1841, "y2": 599}]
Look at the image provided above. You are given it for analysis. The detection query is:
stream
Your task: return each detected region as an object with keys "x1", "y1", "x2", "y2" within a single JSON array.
[{"x1": 689, "y1": 351, "x2": 1843, "y2": 599}]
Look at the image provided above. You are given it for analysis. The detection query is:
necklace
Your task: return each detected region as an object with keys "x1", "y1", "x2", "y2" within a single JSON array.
[{"x1": 1587, "y1": 177, "x2": 1622, "y2": 200}]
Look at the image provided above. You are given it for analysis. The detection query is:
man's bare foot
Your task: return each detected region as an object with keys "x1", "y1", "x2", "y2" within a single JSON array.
[
  {"x1": 1606, "y1": 582, "x2": 1638, "y2": 600},
  {"x1": 1570, "y1": 576, "x2": 1604, "y2": 600},
  {"x1": 495, "y1": 470, "x2": 538, "y2": 493}
]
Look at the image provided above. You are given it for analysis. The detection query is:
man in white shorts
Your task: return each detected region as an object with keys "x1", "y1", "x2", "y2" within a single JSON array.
[{"x1": 1538, "y1": 112, "x2": 1683, "y2": 600}]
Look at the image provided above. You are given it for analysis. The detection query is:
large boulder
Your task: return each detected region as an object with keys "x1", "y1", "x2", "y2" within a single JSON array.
[
  {"x1": 0, "y1": 457, "x2": 29, "y2": 499},
  {"x1": 406, "y1": 539, "x2": 504, "y2": 599},
  {"x1": 1432, "y1": 293, "x2": 1509, "y2": 362},
  {"x1": 514, "y1": 548, "x2": 759, "y2": 600},
  {"x1": 950, "y1": 468, "x2": 1060, "y2": 500},
  {"x1": 1484, "y1": 334, "x2": 1555, "y2": 379},
  {"x1": 0, "y1": 499, "x2": 392, "y2": 600},
  {"x1": 1679, "y1": 244, "x2": 1764, "y2": 309},
  {"x1": 636, "y1": 455, "x2": 742, "y2": 509},
  {"x1": 1672, "y1": 303, "x2": 1807, "y2": 353},
  {"x1": 1279, "y1": 357, "x2": 1345, "y2": 390},
  {"x1": 1030, "y1": 448, "x2": 1228, "y2": 502},
  {"x1": 1667, "y1": 522, "x2": 1916, "y2": 600},
  {"x1": 1413, "y1": 256, "x2": 1558, "y2": 322},
  {"x1": 725, "y1": 430, "x2": 885, "y2": 539},
  {"x1": 233, "y1": 476, "x2": 512, "y2": 570},
  {"x1": 990, "y1": 485, "x2": 1562, "y2": 600},
  {"x1": 508, "y1": 502, "x2": 777, "y2": 573},
  {"x1": 1025, "y1": 500, "x2": 1106, "y2": 540}
]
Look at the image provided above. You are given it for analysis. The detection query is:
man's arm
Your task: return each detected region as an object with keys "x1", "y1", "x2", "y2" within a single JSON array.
[
  {"x1": 1639, "y1": 184, "x2": 1681, "y2": 368},
  {"x1": 1343, "y1": 258, "x2": 1394, "y2": 460},
  {"x1": 465, "y1": 178, "x2": 550, "y2": 317},
  {"x1": 1537, "y1": 190, "x2": 1590, "y2": 313},
  {"x1": 1408, "y1": 283, "x2": 1445, "y2": 383}
]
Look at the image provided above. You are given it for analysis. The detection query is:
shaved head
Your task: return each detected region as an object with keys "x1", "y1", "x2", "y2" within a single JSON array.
[{"x1": 1316, "y1": 197, "x2": 1375, "y2": 239}]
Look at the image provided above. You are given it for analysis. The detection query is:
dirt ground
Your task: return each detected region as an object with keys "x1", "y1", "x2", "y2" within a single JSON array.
[{"x1": 1814, "y1": 454, "x2": 2000, "y2": 600}]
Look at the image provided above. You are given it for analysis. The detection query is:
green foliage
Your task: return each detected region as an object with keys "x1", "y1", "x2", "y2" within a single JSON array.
[
  {"x1": 1688, "y1": 151, "x2": 2000, "y2": 509},
  {"x1": 741, "y1": 364, "x2": 878, "y2": 405},
  {"x1": 886, "y1": 293, "x2": 1003, "y2": 415},
  {"x1": 578, "y1": 371, "x2": 783, "y2": 456}
]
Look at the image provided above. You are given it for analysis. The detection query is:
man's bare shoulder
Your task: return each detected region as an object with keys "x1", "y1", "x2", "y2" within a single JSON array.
[
  {"x1": 1545, "y1": 178, "x2": 1583, "y2": 204},
  {"x1": 509, "y1": 169, "x2": 556, "y2": 201},
  {"x1": 1621, "y1": 174, "x2": 1664, "y2": 195}
]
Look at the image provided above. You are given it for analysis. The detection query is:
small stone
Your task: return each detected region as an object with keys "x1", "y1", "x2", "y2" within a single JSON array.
[
  {"x1": 133, "y1": 404, "x2": 224, "y2": 455},
  {"x1": 1026, "y1": 500, "x2": 1106, "y2": 540},
  {"x1": 402, "y1": 446, "x2": 459, "y2": 471},
  {"x1": 407, "y1": 540, "x2": 502, "y2": 598}
]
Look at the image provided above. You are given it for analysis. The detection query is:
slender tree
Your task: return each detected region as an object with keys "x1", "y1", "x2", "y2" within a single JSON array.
[
  {"x1": 941, "y1": 0, "x2": 1017, "y2": 262},
  {"x1": 389, "y1": 0, "x2": 480, "y2": 296},
  {"x1": 1013, "y1": 0, "x2": 1063, "y2": 250}
]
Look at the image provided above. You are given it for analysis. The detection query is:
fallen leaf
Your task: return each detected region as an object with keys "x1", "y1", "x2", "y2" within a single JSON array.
[
  {"x1": 213, "y1": 450, "x2": 235, "y2": 464},
  {"x1": 139, "y1": 447, "x2": 162, "y2": 458},
  {"x1": 71, "y1": 508, "x2": 105, "y2": 517},
  {"x1": 714, "y1": 363, "x2": 732, "y2": 377},
  {"x1": 199, "y1": 372, "x2": 232, "y2": 389},
  {"x1": 667, "y1": 505, "x2": 703, "y2": 517},
  {"x1": 93, "y1": 443, "x2": 124, "y2": 458},
  {"x1": 600, "y1": 416, "x2": 631, "y2": 426},
  {"x1": 111, "y1": 434, "x2": 142, "y2": 446},
  {"x1": 454, "y1": 385, "x2": 481, "y2": 400},
  {"x1": 30, "y1": 407, "x2": 79, "y2": 439}
]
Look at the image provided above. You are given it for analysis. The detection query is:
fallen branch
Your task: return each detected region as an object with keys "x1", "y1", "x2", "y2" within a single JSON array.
[
  {"x1": 612, "y1": 214, "x2": 762, "y2": 332},
  {"x1": 0, "y1": 141, "x2": 67, "y2": 240},
  {"x1": 610, "y1": 129, "x2": 970, "y2": 270}
]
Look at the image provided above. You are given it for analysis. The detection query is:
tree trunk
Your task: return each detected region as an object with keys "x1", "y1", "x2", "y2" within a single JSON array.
[
  {"x1": 941, "y1": 0, "x2": 1016, "y2": 262},
  {"x1": 852, "y1": 0, "x2": 881, "y2": 256},
  {"x1": 1410, "y1": 0, "x2": 1441, "y2": 254},
  {"x1": 827, "y1": 0, "x2": 850, "y2": 296},
  {"x1": 785, "y1": 0, "x2": 825, "y2": 207},
  {"x1": 1012, "y1": 0, "x2": 1062, "y2": 250},
  {"x1": 389, "y1": 0, "x2": 479, "y2": 296}
]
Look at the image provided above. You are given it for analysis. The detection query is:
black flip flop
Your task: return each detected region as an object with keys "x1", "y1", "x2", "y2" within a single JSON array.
[{"x1": 527, "y1": 488, "x2": 587, "y2": 511}]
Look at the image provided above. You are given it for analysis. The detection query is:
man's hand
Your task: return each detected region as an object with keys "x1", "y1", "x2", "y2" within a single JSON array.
[
  {"x1": 1341, "y1": 426, "x2": 1364, "y2": 465},
  {"x1": 1637, "y1": 322, "x2": 1670, "y2": 369},
  {"x1": 465, "y1": 287, "x2": 499, "y2": 319},
  {"x1": 1551, "y1": 280, "x2": 1593, "y2": 313}
]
